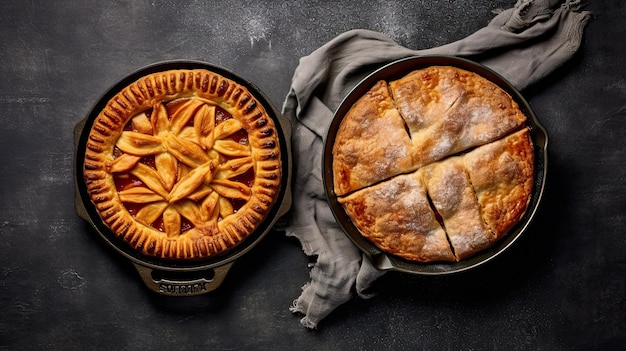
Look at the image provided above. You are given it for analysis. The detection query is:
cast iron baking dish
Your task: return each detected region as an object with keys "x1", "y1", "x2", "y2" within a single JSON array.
[
  {"x1": 74, "y1": 60, "x2": 292, "y2": 295},
  {"x1": 323, "y1": 55, "x2": 548, "y2": 275}
]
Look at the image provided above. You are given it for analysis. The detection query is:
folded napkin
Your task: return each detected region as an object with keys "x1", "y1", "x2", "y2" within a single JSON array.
[{"x1": 281, "y1": 0, "x2": 590, "y2": 329}]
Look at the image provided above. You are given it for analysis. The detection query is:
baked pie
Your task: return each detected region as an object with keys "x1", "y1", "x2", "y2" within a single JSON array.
[
  {"x1": 333, "y1": 66, "x2": 534, "y2": 262},
  {"x1": 83, "y1": 69, "x2": 282, "y2": 260}
]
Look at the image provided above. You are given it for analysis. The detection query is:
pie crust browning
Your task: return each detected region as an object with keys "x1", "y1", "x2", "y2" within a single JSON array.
[
  {"x1": 339, "y1": 172, "x2": 456, "y2": 262},
  {"x1": 83, "y1": 69, "x2": 282, "y2": 260},
  {"x1": 389, "y1": 66, "x2": 527, "y2": 163},
  {"x1": 332, "y1": 80, "x2": 414, "y2": 196},
  {"x1": 463, "y1": 128, "x2": 534, "y2": 240},
  {"x1": 338, "y1": 129, "x2": 533, "y2": 263}
]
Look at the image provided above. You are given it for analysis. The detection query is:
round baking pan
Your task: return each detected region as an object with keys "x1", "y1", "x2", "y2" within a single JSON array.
[
  {"x1": 322, "y1": 55, "x2": 548, "y2": 275},
  {"x1": 74, "y1": 60, "x2": 292, "y2": 295}
]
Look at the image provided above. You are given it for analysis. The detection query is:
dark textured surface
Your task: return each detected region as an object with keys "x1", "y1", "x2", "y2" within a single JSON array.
[{"x1": 0, "y1": 1, "x2": 624, "y2": 350}]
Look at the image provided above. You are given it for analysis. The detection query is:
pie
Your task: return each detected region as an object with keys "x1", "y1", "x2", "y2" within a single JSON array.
[
  {"x1": 332, "y1": 65, "x2": 534, "y2": 262},
  {"x1": 83, "y1": 69, "x2": 282, "y2": 260}
]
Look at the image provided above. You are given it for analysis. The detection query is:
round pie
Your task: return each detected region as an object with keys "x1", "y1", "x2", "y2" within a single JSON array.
[
  {"x1": 83, "y1": 69, "x2": 282, "y2": 260},
  {"x1": 332, "y1": 65, "x2": 534, "y2": 263}
]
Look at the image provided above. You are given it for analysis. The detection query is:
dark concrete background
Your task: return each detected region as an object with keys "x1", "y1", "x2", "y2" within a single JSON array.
[{"x1": 1, "y1": 1, "x2": 624, "y2": 349}]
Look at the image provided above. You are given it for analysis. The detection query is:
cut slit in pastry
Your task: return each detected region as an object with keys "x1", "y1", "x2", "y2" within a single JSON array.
[
  {"x1": 339, "y1": 171, "x2": 456, "y2": 263},
  {"x1": 338, "y1": 129, "x2": 533, "y2": 262},
  {"x1": 420, "y1": 157, "x2": 495, "y2": 261}
]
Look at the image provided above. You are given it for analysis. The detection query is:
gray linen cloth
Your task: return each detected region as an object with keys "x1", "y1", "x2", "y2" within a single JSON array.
[{"x1": 281, "y1": 0, "x2": 590, "y2": 329}]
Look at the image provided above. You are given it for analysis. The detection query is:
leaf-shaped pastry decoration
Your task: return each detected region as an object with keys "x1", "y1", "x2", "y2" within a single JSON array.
[
  {"x1": 167, "y1": 160, "x2": 216, "y2": 203},
  {"x1": 177, "y1": 162, "x2": 191, "y2": 182},
  {"x1": 213, "y1": 140, "x2": 251, "y2": 157},
  {"x1": 177, "y1": 126, "x2": 196, "y2": 142},
  {"x1": 131, "y1": 112, "x2": 153, "y2": 134},
  {"x1": 200, "y1": 191, "x2": 220, "y2": 222},
  {"x1": 155, "y1": 152, "x2": 178, "y2": 191},
  {"x1": 135, "y1": 201, "x2": 168, "y2": 226},
  {"x1": 211, "y1": 179, "x2": 251, "y2": 200},
  {"x1": 104, "y1": 89, "x2": 264, "y2": 247},
  {"x1": 163, "y1": 206, "x2": 181, "y2": 238},
  {"x1": 130, "y1": 163, "x2": 169, "y2": 198},
  {"x1": 106, "y1": 154, "x2": 141, "y2": 173},
  {"x1": 151, "y1": 103, "x2": 170, "y2": 137},
  {"x1": 116, "y1": 132, "x2": 165, "y2": 156},
  {"x1": 172, "y1": 200, "x2": 201, "y2": 225},
  {"x1": 187, "y1": 184, "x2": 213, "y2": 202},
  {"x1": 118, "y1": 187, "x2": 164, "y2": 203},
  {"x1": 215, "y1": 156, "x2": 253, "y2": 179},
  {"x1": 214, "y1": 119, "x2": 244, "y2": 140},
  {"x1": 218, "y1": 196, "x2": 234, "y2": 219},
  {"x1": 194, "y1": 104, "x2": 216, "y2": 150},
  {"x1": 170, "y1": 99, "x2": 205, "y2": 135},
  {"x1": 163, "y1": 133, "x2": 210, "y2": 167}
]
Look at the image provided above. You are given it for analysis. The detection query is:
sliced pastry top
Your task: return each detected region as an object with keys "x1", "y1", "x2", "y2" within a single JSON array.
[
  {"x1": 338, "y1": 171, "x2": 456, "y2": 263},
  {"x1": 336, "y1": 122, "x2": 534, "y2": 263},
  {"x1": 331, "y1": 64, "x2": 535, "y2": 263},
  {"x1": 420, "y1": 157, "x2": 494, "y2": 260},
  {"x1": 463, "y1": 128, "x2": 534, "y2": 240},
  {"x1": 390, "y1": 66, "x2": 527, "y2": 169},
  {"x1": 332, "y1": 80, "x2": 415, "y2": 196}
]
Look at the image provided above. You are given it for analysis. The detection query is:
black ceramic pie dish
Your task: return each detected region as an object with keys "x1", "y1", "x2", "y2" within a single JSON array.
[
  {"x1": 74, "y1": 60, "x2": 292, "y2": 295},
  {"x1": 323, "y1": 55, "x2": 548, "y2": 275}
]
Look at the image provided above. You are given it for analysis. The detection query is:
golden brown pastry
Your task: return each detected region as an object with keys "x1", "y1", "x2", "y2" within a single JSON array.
[
  {"x1": 463, "y1": 128, "x2": 534, "y2": 240},
  {"x1": 332, "y1": 80, "x2": 415, "y2": 196},
  {"x1": 339, "y1": 172, "x2": 456, "y2": 263},
  {"x1": 83, "y1": 69, "x2": 282, "y2": 260},
  {"x1": 390, "y1": 65, "x2": 527, "y2": 172},
  {"x1": 420, "y1": 157, "x2": 494, "y2": 260}
]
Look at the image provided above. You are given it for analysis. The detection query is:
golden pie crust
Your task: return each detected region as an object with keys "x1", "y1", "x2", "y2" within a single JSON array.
[
  {"x1": 333, "y1": 66, "x2": 527, "y2": 196},
  {"x1": 420, "y1": 157, "x2": 495, "y2": 261},
  {"x1": 332, "y1": 66, "x2": 534, "y2": 262},
  {"x1": 332, "y1": 80, "x2": 414, "y2": 196},
  {"x1": 83, "y1": 69, "x2": 282, "y2": 260},
  {"x1": 339, "y1": 171, "x2": 456, "y2": 263}
]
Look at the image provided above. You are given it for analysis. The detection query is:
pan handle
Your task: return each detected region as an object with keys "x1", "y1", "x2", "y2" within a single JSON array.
[{"x1": 132, "y1": 262, "x2": 234, "y2": 296}]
